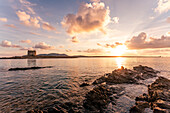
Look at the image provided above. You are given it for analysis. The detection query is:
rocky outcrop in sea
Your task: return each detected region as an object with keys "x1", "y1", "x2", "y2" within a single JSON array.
[{"x1": 27, "y1": 65, "x2": 170, "y2": 113}]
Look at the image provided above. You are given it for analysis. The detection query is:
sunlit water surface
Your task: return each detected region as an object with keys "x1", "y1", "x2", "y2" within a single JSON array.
[{"x1": 0, "y1": 58, "x2": 170, "y2": 113}]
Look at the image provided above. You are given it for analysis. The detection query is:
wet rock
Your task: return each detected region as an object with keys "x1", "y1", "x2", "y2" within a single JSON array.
[
  {"x1": 130, "y1": 77, "x2": 170, "y2": 113},
  {"x1": 79, "y1": 83, "x2": 90, "y2": 87},
  {"x1": 83, "y1": 85, "x2": 124, "y2": 112},
  {"x1": 93, "y1": 65, "x2": 159, "y2": 85}
]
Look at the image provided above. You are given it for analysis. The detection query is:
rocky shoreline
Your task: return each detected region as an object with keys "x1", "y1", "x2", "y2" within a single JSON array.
[{"x1": 27, "y1": 65, "x2": 169, "y2": 113}]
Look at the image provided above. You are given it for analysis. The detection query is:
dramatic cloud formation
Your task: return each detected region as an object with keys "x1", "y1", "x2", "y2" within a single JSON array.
[
  {"x1": 112, "y1": 17, "x2": 119, "y2": 24},
  {"x1": 167, "y1": 17, "x2": 170, "y2": 23},
  {"x1": 42, "y1": 22, "x2": 56, "y2": 31},
  {"x1": 20, "y1": 39, "x2": 31, "y2": 44},
  {"x1": 0, "y1": 18, "x2": 7, "y2": 22},
  {"x1": 16, "y1": 10, "x2": 40, "y2": 28},
  {"x1": 97, "y1": 42, "x2": 123, "y2": 48},
  {"x1": 62, "y1": 1, "x2": 111, "y2": 35},
  {"x1": 71, "y1": 36, "x2": 79, "y2": 43},
  {"x1": 0, "y1": 40, "x2": 21, "y2": 48},
  {"x1": 126, "y1": 32, "x2": 170, "y2": 49},
  {"x1": 155, "y1": 0, "x2": 170, "y2": 14},
  {"x1": 4, "y1": 24, "x2": 16, "y2": 28},
  {"x1": 78, "y1": 48, "x2": 104, "y2": 53},
  {"x1": 34, "y1": 42, "x2": 55, "y2": 50}
]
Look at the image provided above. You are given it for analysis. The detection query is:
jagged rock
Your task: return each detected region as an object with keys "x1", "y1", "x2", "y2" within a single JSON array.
[
  {"x1": 93, "y1": 65, "x2": 159, "y2": 85},
  {"x1": 80, "y1": 83, "x2": 90, "y2": 87},
  {"x1": 130, "y1": 77, "x2": 170, "y2": 113},
  {"x1": 83, "y1": 85, "x2": 124, "y2": 112}
]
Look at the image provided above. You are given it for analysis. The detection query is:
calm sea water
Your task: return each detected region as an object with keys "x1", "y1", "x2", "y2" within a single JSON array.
[{"x1": 0, "y1": 58, "x2": 170, "y2": 113}]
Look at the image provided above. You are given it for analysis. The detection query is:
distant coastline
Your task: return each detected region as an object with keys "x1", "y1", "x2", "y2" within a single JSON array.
[{"x1": 0, "y1": 55, "x2": 162, "y2": 59}]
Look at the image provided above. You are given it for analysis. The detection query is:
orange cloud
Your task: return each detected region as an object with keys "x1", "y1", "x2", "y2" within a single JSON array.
[
  {"x1": 42, "y1": 22, "x2": 56, "y2": 31},
  {"x1": 0, "y1": 40, "x2": 21, "y2": 48},
  {"x1": 71, "y1": 36, "x2": 79, "y2": 43},
  {"x1": 34, "y1": 42, "x2": 55, "y2": 50},
  {"x1": 97, "y1": 42, "x2": 123, "y2": 48},
  {"x1": 78, "y1": 48, "x2": 104, "y2": 53},
  {"x1": 0, "y1": 18, "x2": 7, "y2": 22},
  {"x1": 126, "y1": 32, "x2": 170, "y2": 49},
  {"x1": 62, "y1": 1, "x2": 111, "y2": 35},
  {"x1": 4, "y1": 24, "x2": 16, "y2": 28},
  {"x1": 16, "y1": 10, "x2": 40, "y2": 28},
  {"x1": 20, "y1": 47, "x2": 33, "y2": 50},
  {"x1": 20, "y1": 39, "x2": 31, "y2": 44},
  {"x1": 167, "y1": 17, "x2": 170, "y2": 23},
  {"x1": 65, "y1": 49, "x2": 72, "y2": 52}
]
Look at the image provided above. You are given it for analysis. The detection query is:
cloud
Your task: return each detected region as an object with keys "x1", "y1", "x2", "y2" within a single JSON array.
[
  {"x1": 20, "y1": 39, "x2": 31, "y2": 43},
  {"x1": 65, "y1": 49, "x2": 72, "y2": 52},
  {"x1": 62, "y1": 1, "x2": 111, "y2": 35},
  {"x1": 78, "y1": 48, "x2": 104, "y2": 53},
  {"x1": 97, "y1": 43, "x2": 102, "y2": 46},
  {"x1": 4, "y1": 24, "x2": 16, "y2": 28},
  {"x1": 59, "y1": 45, "x2": 64, "y2": 48},
  {"x1": 29, "y1": 32, "x2": 41, "y2": 36},
  {"x1": 34, "y1": 42, "x2": 55, "y2": 50},
  {"x1": 97, "y1": 42, "x2": 123, "y2": 48},
  {"x1": 71, "y1": 36, "x2": 79, "y2": 43},
  {"x1": 16, "y1": 10, "x2": 30, "y2": 21},
  {"x1": 0, "y1": 18, "x2": 7, "y2": 22},
  {"x1": 42, "y1": 22, "x2": 56, "y2": 31},
  {"x1": 166, "y1": 32, "x2": 170, "y2": 36},
  {"x1": 20, "y1": 47, "x2": 33, "y2": 50},
  {"x1": 155, "y1": 0, "x2": 170, "y2": 14},
  {"x1": 167, "y1": 17, "x2": 170, "y2": 23},
  {"x1": 112, "y1": 17, "x2": 119, "y2": 24},
  {"x1": 16, "y1": 10, "x2": 40, "y2": 28},
  {"x1": 19, "y1": 0, "x2": 36, "y2": 14},
  {"x1": 90, "y1": 0, "x2": 100, "y2": 2},
  {"x1": 126, "y1": 32, "x2": 170, "y2": 49},
  {"x1": 0, "y1": 40, "x2": 21, "y2": 48}
]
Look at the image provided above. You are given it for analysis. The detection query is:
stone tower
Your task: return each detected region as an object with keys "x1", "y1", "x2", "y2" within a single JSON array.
[{"x1": 27, "y1": 50, "x2": 36, "y2": 56}]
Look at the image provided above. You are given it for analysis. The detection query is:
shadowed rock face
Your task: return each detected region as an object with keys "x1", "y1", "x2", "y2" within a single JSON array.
[
  {"x1": 83, "y1": 85, "x2": 124, "y2": 113},
  {"x1": 93, "y1": 65, "x2": 160, "y2": 85},
  {"x1": 130, "y1": 77, "x2": 170, "y2": 113}
]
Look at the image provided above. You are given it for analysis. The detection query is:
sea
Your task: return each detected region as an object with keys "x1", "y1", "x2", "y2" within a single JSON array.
[{"x1": 0, "y1": 57, "x2": 170, "y2": 113}]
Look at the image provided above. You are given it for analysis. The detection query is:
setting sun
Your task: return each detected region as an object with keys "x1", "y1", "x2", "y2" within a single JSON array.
[{"x1": 111, "y1": 45, "x2": 127, "y2": 56}]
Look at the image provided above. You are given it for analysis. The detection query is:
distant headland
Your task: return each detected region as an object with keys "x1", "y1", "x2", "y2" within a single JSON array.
[{"x1": 0, "y1": 50, "x2": 161, "y2": 59}]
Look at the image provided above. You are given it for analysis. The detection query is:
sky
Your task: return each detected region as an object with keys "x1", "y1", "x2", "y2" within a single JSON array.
[{"x1": 0, "y1": 0, "x2": 170, "y2": 57}]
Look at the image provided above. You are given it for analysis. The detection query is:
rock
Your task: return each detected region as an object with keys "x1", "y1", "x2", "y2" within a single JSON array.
[
  {"x1": 93, "y1": 65, "x2": 159, "y2": 85},
  {"x1": 8, "y1": 66, "x2": 53, "y2": 71},
  {"x1": 79, "y1": 83, "x2": 90, "y2": 87},
  {"x1": 83, "y1": 85, "x2": 124, "y2": 112},
  {"x1": 130, "y1": 77, "x2": 170, "y2": 113}
]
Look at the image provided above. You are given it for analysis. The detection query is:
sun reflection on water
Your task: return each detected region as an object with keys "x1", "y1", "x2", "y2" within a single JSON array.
[{"x1": 116, "y1": 57, "x2": 125, "y2": 68}]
